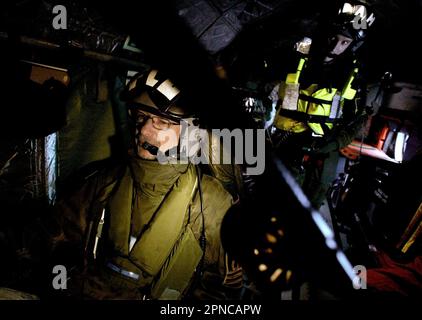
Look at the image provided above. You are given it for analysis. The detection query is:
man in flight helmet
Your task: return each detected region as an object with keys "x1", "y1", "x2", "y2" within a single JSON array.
[
  {"x1": 48, "y1": 69, "x2": 243, "y2": 300},
  {"x1": 271, "y1": 1, "x2": 376, "y2": 208},
  {"x1": 121, "y1": 69, "x2": 195, "y2": 160},
  {"x1": 313, "y1": 1, "x2": 374, "y2": 69}
]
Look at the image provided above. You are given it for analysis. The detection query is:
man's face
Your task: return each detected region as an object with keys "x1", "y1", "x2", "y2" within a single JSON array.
[
  {"x1": 324, "y1": 34, "x2": 353, "y2": 63},
  {"x1": 131, "y1": 109, "x2": 181, "y2": 160}
]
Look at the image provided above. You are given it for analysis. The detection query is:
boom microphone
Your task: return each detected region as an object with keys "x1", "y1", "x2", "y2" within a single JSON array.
[{"x1": 142, "y1": 141, "x2": 159, "y2": 155}]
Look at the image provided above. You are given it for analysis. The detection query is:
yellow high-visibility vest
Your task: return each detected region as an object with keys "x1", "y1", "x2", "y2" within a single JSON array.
[{"x1": 274, "y1": 57, "x2": 358, "y2": 135}]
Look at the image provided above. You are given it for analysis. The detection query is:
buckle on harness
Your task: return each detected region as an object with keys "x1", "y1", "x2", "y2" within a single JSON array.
[
  {"x1": 106, "y1": 262, "x2": 140, "y2": 281},
  {"x1": 311, "y1": 132, "x2": 323, "y2": 138}
]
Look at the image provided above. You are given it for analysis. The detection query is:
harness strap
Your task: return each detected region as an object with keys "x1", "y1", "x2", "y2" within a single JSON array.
[
  {"x1": 298, "y1": 93, "x2": 333, "y2": 105},
  {"x1": 279, "y1": 108, "x2": 339, "y2": 124}
]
